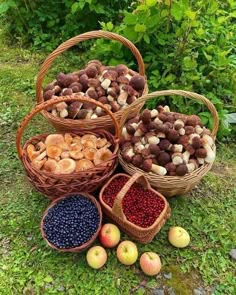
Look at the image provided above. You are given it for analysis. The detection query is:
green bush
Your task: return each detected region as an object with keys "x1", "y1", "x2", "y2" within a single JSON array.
[
  {"x1": 89, "y1": 0, "x2": 236, "y2": 139},
  {"x1": 0, "y1": 0, "x2": 133, "y2": 51}
]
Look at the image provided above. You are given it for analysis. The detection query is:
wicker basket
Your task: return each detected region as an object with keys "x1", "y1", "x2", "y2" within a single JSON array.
[
  {"x1": 119, "y1": 90, "x2": 219, "y2": 197},
  {"x1": 40, "y1": 192, "x2": 102, "y2": 252},
  {"x1": 99, "y1": 172, "x2": 171, "y2": 244},
  {"x1": 16, "y1": 95, "x2": 120, "y2": 200},
  {"x1": 35, "y1": 30, "x2": 148, "y2": 133}
]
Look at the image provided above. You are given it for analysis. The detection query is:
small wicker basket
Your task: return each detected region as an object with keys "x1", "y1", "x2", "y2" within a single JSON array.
[
  {"x1": 40, "y1": 192, "x2": 102, "y2": 252},
  {"x1": 119, "y1": 90, "x2": 219, "y2": 197},
  {"x1": 99, "y1": 172, "x2": 171, "y2": 244},
  {"x1": 35, "y1": 30, "x2": 148, "y2": 133},
  {"x1": 16, "y1": 95, "x2": 120, "y2": 200}
]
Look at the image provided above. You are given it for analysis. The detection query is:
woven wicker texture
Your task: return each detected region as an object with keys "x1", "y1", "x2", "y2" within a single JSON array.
[
  {"x1": 40, "y1": 192, "x2": 102, "y2": 252},
  {"x1": 99, "y1": 172, "x2": 171, "y2": 244},
  {"x1": 16, "y1": 95, "x2": 120, "y2": 200},
  {"x1": 35, "y1": 30, "x2": 148, "y2": 133},
  {"x1": 119, "y1": 90, "x2": 219, "y2": 197}
]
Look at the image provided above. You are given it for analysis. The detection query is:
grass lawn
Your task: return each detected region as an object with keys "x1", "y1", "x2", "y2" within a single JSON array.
[{"x1": 0, "y1": 34, "x2": 235, "y2": 295}]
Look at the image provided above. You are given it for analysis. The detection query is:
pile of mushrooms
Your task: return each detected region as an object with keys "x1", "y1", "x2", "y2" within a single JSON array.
[
  {"x1": 43, "y1": 60, "x2": 146, "y2": 119},
  {"x1": 120, "y1": 106, "x2": 216, "y2": 176},
  {"x1": 27, "y1": 133, "x2": 113, "y2": 174}
]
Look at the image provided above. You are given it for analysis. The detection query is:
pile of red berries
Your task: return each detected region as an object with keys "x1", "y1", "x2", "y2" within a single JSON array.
[{"x1": 102, "y1": 175, "x2": 165, "y2": 228}]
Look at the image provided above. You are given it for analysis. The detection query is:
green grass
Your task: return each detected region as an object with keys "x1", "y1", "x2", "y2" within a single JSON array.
[{"x1": 0, "y1": 33, "x2": 235, "y2": 295}]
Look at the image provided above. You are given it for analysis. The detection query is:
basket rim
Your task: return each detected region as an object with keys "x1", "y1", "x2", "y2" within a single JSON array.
[
  {"x1": 99, "y1": 173, "x2": 170, "y2": 232},
  {"x1": 40, "y1": 192, "x2": 102, "y2": 252}
]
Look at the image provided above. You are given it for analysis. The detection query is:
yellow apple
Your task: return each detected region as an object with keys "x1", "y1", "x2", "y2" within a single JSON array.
[
  {"x1": 168, "y1": 226, "x2": 190, "y2": 248},
  {"x1": 116, "y1": 241, "x2": 138, "y2": 265},
  {"x1": 86, "y1": 246, "x2": 107, "y2": 269}
]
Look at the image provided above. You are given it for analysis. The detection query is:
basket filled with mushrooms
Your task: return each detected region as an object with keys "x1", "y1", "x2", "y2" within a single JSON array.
[
  {"x1": 36, "y1": 30, "x2": 148, "y2": 134},
  {"x1": 118, "y1": 90, "x2": 219, "y2": 197},
  {"x1": 16, "y1": 95, "x2": 120, "y2": 200}
]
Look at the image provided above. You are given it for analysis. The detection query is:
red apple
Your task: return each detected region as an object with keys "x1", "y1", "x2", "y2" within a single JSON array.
[
  {"x1": 116, "y1": 240, "x2": 138, "y2": 265},
  {"x1": 99, "y1": 223, "x2": 121, "y2": 248},
  {"x1": 86, "y1": 246, "x2": 107, "y2": 269},
  {"x1": 140, "y1": 252, "x2": 162, "y2": 276},
  {"x1": 168, "y1": 226, "x2": 190, "y2": 248}
]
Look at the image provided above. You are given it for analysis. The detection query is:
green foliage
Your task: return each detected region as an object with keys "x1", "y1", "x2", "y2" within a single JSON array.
[
  {"x1": 89, "y1": 0, "x2": 236, "y2": 139},
  {"x1": 0, "y1": 0, "x2": 133, "y2": 51}
]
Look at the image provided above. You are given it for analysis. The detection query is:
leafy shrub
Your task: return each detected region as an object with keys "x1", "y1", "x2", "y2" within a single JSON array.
[
  {"x1": 89, "y1": 0, "x2": 236, "y2": 139},
  {"x1": 0, "y1": 0, "x2": 133, "y2": 51}
]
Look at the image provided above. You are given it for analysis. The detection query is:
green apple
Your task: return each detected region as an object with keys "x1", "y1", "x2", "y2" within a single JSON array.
[
  {"x1": 116, "y1": 240, "x2": 138, "y2": 265},
  {"x1": 168, "y1": 226, "x2": 190, "y2": 248},
  {"x1": 86, "y1": 246, "x2": 107, "y2": 269}
]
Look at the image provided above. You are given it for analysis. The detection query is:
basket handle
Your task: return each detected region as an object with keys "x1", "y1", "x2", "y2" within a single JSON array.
[
  {"x1": 112, "y1": 172, "x2": 151, "y2": 220},
  {"x1": 120, "y1": 90, "x2": 219, "y2": 138},
  {"x1": 16, "y1": 95, "x2": 120, "y2": 158},
  {"x1": 36, "y1": 30, "x2": 146, "y2": 103}
]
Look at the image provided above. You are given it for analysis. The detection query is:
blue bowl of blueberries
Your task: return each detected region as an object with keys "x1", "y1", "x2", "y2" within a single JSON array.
[{"x1": 40, "y1": 193, "x2": 102, "y2": 252}]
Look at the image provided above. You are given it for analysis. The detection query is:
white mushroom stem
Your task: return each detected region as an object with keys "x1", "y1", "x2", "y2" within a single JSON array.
[
  {"x1": 163, "y1": 105, "x2": 170, "y2": 112},
  {"x1": 202, "y1": 140, "x2": 215, "y2": 163},
  {"x1": 117, "y1": 92, "x2": 128, "y2": 105},
  {"x1": 202, "y1": 134, "x2": 214, "y2": 148},
  {"x1": 151, "y1": 164, "x2": 167, "y2": 175},
  {"x1": 107, "y1": 95, "x2": 114, "y2": 102},
  {"x1": 56, "y1": 102, "x2": 68, "y2": 112},
  {"x1": 172, "y1": 153, "x2": 184, "y2": 165},
  {"x1": 195, "y1": 125, "x2": 203, "y2": 135},
  {"x1": 134, "y1": 129, "x2": 144, "y2": 137},
  {"x1": 35, "y1": 151, "x2": 47, "y2": 161},
  {"x1": 182, "y1": 151, "x2": 191, "y2": 163},
  {"x1": 150, "y1": 109, "x2": 158, "y2": 118},
  {"x1": 122, "y1": 127, "x2": 132, "y2": 140},
  {"x1": 134, "y1": 143, "x2": 145, "y2": 153},
  {"x1": 189, "y1": 159, "x2": 199, "y2": 169},
  {"x1": 95, "y1": 106, "x2": 103, "y2": 115},
  {"x1": 91, "y1": 113, "x2": 98, "y2": 119},
  {"x1": 51, "y1": 109, "x2": 58, "y2": 117},
  {"x1": 147, "y1": 135, "x2": 160, "y2": 145},
  {"x1": 125, "y1": 74, "x2": 132, "y2": 80},
  {"x1": 125, "y1": 147, "x2": 135, "y2": 158},
  {"x1": 145, "y1": 143, "x2": 150, "y2": 149},
  {"x1": 130, "y1": 122, "x2": 139, "y2": 130},
  {"x1": 154, "y1": 117, "x2": 163, "y2": 124},
  {"x1": 60, "y1": 109, "x2": 68, "y2": 118},
  {"x1": 186, "y1": 162, "x2": 196, "y2": 173},
  {"x1": 85, "y1": 109, "x2": 93, "y2": 119},
  {"x1": 101, "y1": 78, "x2": 111, "y2": 89},
  {"x1": 156, "y1": 132, "x2": 166, "y2": 138},
  {"x1": 171, "y1": 144, "x2": 183, "y2": 153},
  {"x1": 179, "y1": 128, "x2": 186, "y2": 135},
  {"x1": 141, "y1": 137, "x2": 147, "y2": 145},
  {"x1": 197, "y1": 157, "x2": 205, "y2": 165}
]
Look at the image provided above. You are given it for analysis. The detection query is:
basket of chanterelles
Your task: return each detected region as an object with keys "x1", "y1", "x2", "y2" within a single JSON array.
[
  {"x1": 118, "y1": 90, "x2": 219, "y2": 197},
  {"x1": 16, "y1": 95, "x2": 120, "y2": 200},
  {"x1": 99, "y1": 172, "x2": 171, "y2": 244},
  {"x1": 35, "y1": 30, "x2": 148, "y2": 134}
]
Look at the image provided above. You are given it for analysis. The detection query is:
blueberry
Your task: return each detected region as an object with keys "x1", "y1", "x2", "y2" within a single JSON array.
[{"x1": 43, "y1": 195, "x2": 100, "y2": 249}]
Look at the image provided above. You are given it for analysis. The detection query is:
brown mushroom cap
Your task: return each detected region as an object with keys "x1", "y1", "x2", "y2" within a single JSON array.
[
  {"x1": 44, "y1": 89, "x2": 54, "y2": 101},
  {"x1": 185, "y1": 144, "x2": 195, "y2": 155},
  {"x1": 177, "y1": 135, "x2": 189, "y2": 147},
  {"x1": 75, "y1": 159, "x2": 95, "y2": 172},
  {"x1": 67, "y1": 101, "x2": 83, "y2": 119},
  {"x1": 195, "y1": 148, "x2": 207, "y2": 158},
  {"x1": 129, "y1": 75, "x2": 145, "y2": 91},
  {"x1": 43, "y1": 159, "x2": 58, "y2": 173},
  {"x1": 55, "y1": 158, "x2": 76, "y2": 174},
  {"x1": 149, "y1": 144, "x2": 160, "y2": 156},
  {"x1": 159, "y1": 139, "x2": 171, "y2": 151},
  {"x1": 186, "y1": 115, "x2": 202, "y2": 127},
  {"x1": 46, "y1": 145, "x2": 62, "y2": 159},
  {"x1": 94, "y1": 148, "x2": 113, "y2": 166},
  {"x1": 132, "y1": 154, "x2": 143, "y2": 168},
  {"x1": 165, "y1": 162, "x2": 176, "y2": 173},
  {"x1": 45, "y1": 134, "x2": 65, "y2": 147},
  {"x1": 115, "y1": 64, "x2": 129, "y2": 76},
  {"x1": 86, "y1": 66, "x2": 98, "y2": 78},
  {"x1": 191, "y1": 136, "x2": 202, "y2": 149},
  {"x1": 176, "y1": 164, "x2": 188, "y2": 176},
  {"x1": 157, "y1": 151, "x2": 171, "y2": 166},
  {"x1": 84, "y1": 147, "x2": 97, "y2": 160},
  {"x1": 141, "y1": 109, "x2": 151, "y2": 124},
  {"x1": 142, "y1": 158, "x2": 152, "y2": 172},
  {"x1": 185, "y1": 126, "x2": 195, "y2": 136},
  {"x1": 167, "y1": 129, "x2": 180, "y2": 143}
]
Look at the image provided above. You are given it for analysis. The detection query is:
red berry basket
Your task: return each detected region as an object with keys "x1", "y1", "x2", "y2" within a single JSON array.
[{"x1": 99, "y1": 172, "x2": 171, "y2": 244}]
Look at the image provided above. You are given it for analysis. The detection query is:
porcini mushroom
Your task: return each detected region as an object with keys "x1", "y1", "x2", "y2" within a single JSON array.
[
  {"x1": 176, "y1": 164, "x2": 188, "y2": 176},
  {"x1": 142, "y1": 158, "x2": 167, "y2": 175}
]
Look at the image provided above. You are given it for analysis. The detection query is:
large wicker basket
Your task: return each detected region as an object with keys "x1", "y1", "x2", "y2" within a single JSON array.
[
  {"x1": 40, "y1": 192, "x2": 102, "y2": 252},
  {"x1": 16, "y1": 95, "x2": 120, "y2": 200},
  {"x1": 119, "y1": 90, "x2": 219, "y2": 197},
  {"x1": 99, "y1": 172, "x2": 171, "y2": 244},
  {"x1": 35, "y1": 30, "x2": 148, "y2": 133}
]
